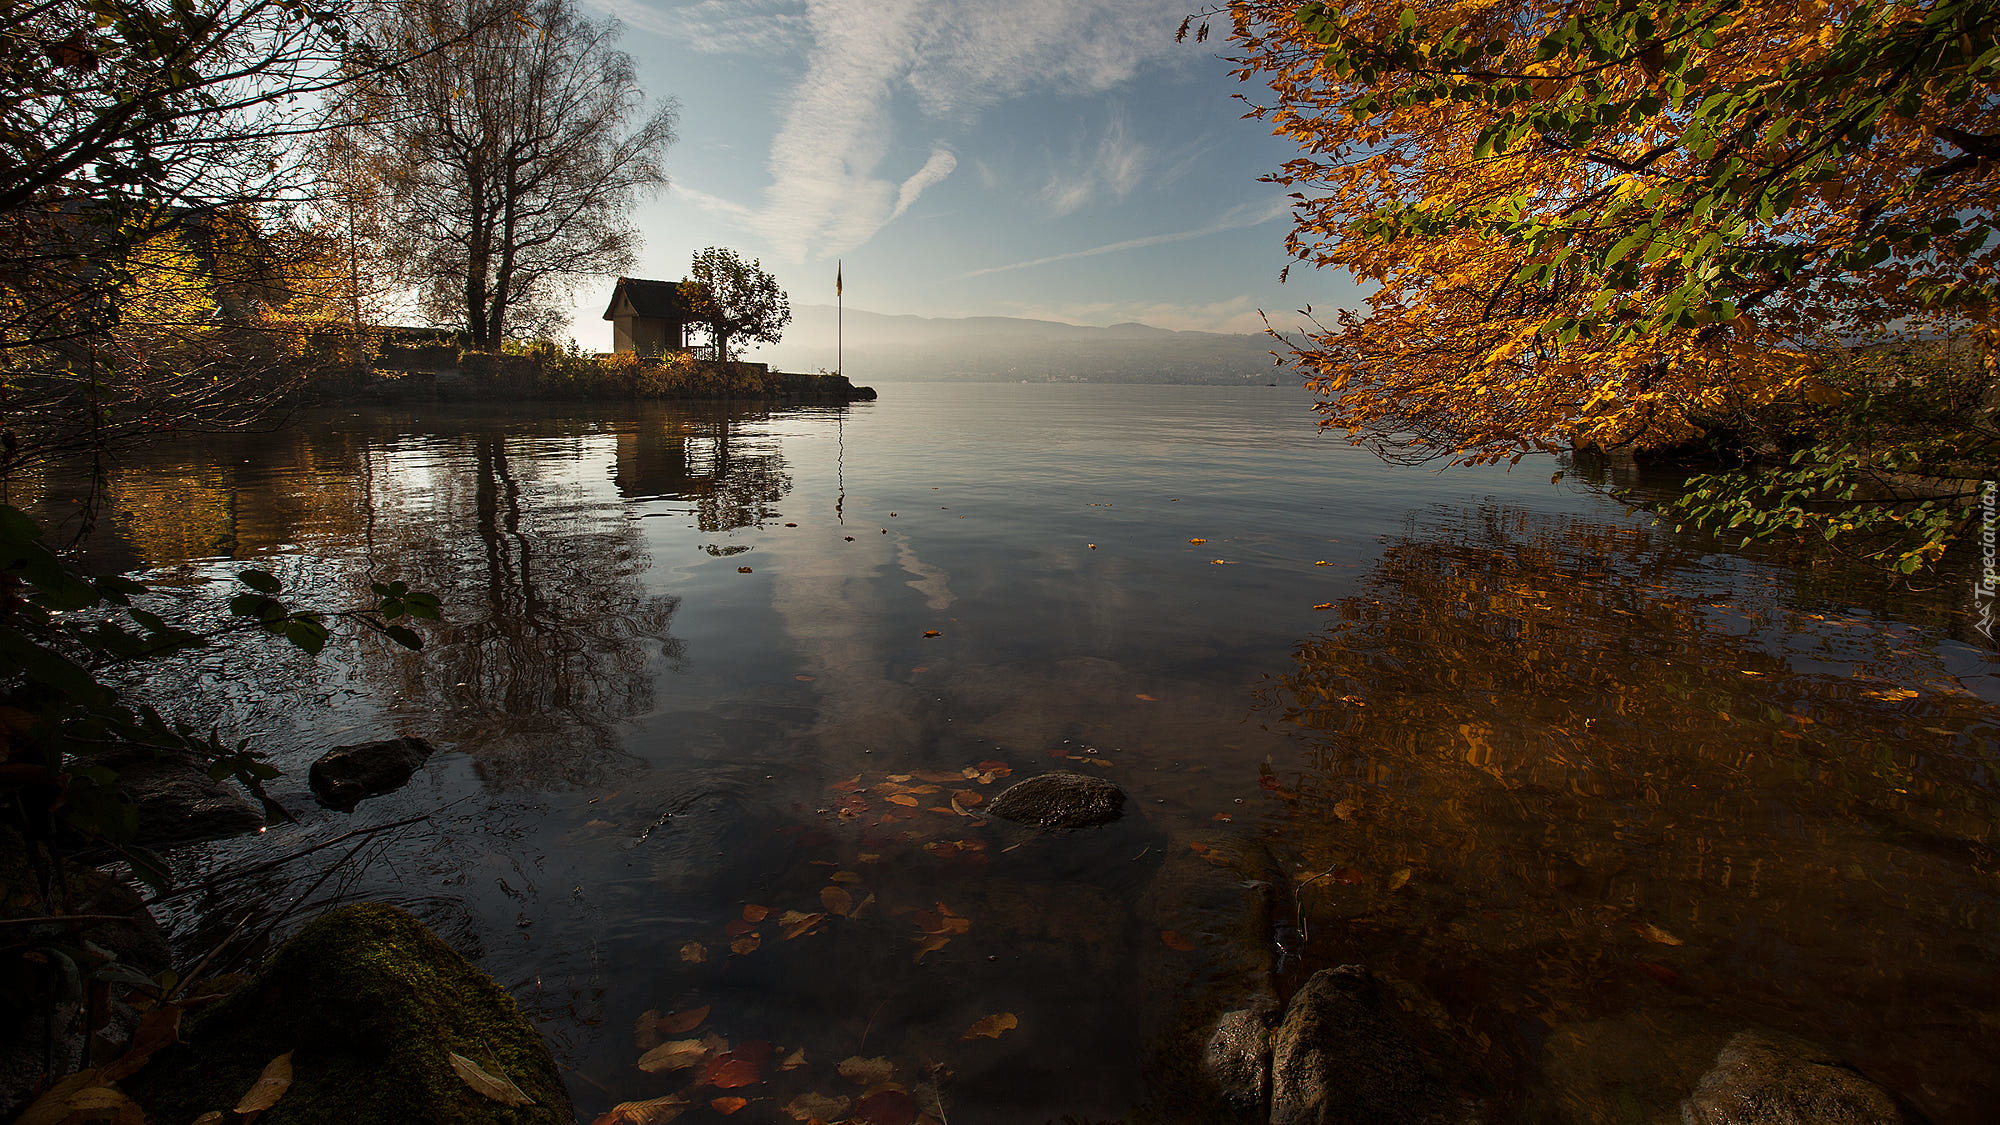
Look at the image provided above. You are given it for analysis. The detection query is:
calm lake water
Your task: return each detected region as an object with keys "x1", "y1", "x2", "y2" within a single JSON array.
[{"x1": 33, "y1": 383, "x2": 2000, "y2": 1123}]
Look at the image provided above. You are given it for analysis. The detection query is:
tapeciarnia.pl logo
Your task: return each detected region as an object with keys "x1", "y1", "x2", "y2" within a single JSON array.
[{"x1": 1977, "y1": 482, "x2": 1997, "y2": 643}]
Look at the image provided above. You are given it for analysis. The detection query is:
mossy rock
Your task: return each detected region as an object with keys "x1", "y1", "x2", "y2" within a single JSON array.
[{"x1": 125, "y1": 902, "x2": 572, "y2": 1125}]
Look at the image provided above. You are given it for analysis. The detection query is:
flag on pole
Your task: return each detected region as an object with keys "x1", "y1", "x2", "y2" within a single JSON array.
[{"x1": 835, "y1": 260, "x2": 842, "y2": 296}]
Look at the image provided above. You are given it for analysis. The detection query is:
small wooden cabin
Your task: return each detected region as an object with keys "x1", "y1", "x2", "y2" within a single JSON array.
[{"x1": 603, "y1": 277, "x2": 694, "y2": 355}]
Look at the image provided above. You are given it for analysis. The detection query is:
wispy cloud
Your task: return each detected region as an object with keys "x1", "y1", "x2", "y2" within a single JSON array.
[
  {"x1": 1038, "y1": 109, "x2": 1151, "y2": 217},
  {"x1": 583, "y1": 0, "x2": 809, "y2": 54},
  {"x1": 960, "y1": 198, "x2": 1294, "y2": 279},
  {"x1": 629, "y1": 0, "x2": 1190, "y2": 261},
  {"x1": 997, "y1": 295, "x2": 1281, "y2": 335}
]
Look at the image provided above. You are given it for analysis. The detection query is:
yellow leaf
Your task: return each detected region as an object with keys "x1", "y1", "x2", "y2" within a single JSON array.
[
  {"x1": 235, "y1": 1050, "x2": 296, "y2": 1114},
  {"x1": 678, "y1": 941, "x2": 707, "y2": 964},
  {"x1": 1388, "y1": 867, "x2": 1413, "y2": 891},
  {"x1": 448, "y1": 1050, "x2": 533, "y2": 1107},
  {"x1": 596, "y1": 1094, "x2": 691, "y2": 1124},
  {"x1": 821, "y1": 886, "x2": 855, "y2": 916},
  {"x1": 961, "y1": 1013, "x2": 1019, "y2": 1040},
  {"x1": 912, "y1": 934, "x2": 951, "y2": 961}
]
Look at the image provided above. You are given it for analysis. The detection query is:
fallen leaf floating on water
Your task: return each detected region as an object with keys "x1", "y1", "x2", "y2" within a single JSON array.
[
  {"x1": 741, "y1": 904, "x2": 769, "y2": 924},
  {"x1": 711, "y1": 1096, "x2": 749, "y2": 1115},
  {"x1": 950, "y1": 789, "x2": 984, "y2": 807},
  {"x1": 1188, "y1": 841, "x2": 1210, "y2": 854},
  {"x1": 887, "y1": 794, "x2": 920, "y2": 807},
  {"x1": 821, "y1": 886, "x2": 855, "y2": 916},
  {"x1": 724, "y1": 918, "x2": 757, "y2": 938},
  {"x1": 236, "y1": 1050, "x2": 297, "y2": 1114},
  {"x1": 730, "y1": 933, "x2": 762, "y2": 955},
  {"x1": 923, "y1": 630, "x2": 941, "y2": 638},
  {"x1": 780, "y1": 1047, "x2": 807, "y2": 1071},
  {"x1": 637, "y1": 1039, "x2": 708, "y2": 1073},
  {"x1": 653, "y1": 1009, "x2": 711, "y2": 1037},
  {"x1": 1312, "y1": 603, "x2": 1335, "y2": 611},
  {"x1": 1388, "y1": 867, "x2": 1413, "y2": 891},
  {"x1": 1209, "y1": 558, "x2": 1228, "y2": 565},
  {"x1": 1135, "y1": 693, "x2": 1158, "y2": 702},
  {"x1": 1314, "y1": 560, "x2": 1332, "y2": 566},
  {"x1": 961, "y1": 1013, "x2": 1019, "y2": 1040},
  {"x1": 678, "y1": 942, "x2": 707, "y2": 964},
  {"x1": 592, "y1": 1094, "x2": 691, "y2": 1125},
  {"x1": 1189, "y1": 537, "x2": 1207, "y2": 545},
  {"x1": 1633, "y1": 922, "x2": 1684, "y2": 946},
  {"x1": 784, "y1": 1092, "x2": 852, "y2": 1122},
  {"x1": 837, "y1": 1056, "x2": 896, "y2": 1086},
  {"x1": 737, "y1": 567, "x2": 752, "y2": 573},
  {"x1": 448, "y1": 1051, "x2": 533, "y2": 1108},
  {"x1": 912, "y1": 934, "x2": 951, "y2": 962},
  {"x1": 830, "y1": 870, "x2": 863, "y2": 883},
  {"x1": 1160, "y1": 930, "x2": 1195, "y2": 952}
]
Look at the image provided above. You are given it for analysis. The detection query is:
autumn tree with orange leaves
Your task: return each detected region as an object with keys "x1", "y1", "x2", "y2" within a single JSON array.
[{"x1": 1206, "y1": 0, "x2": 1997, "y2": 570}]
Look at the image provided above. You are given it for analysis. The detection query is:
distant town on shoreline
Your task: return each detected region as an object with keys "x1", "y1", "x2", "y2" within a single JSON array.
[{"x1": 758, "y1": 304, "x2": 1294, "y2": 385}]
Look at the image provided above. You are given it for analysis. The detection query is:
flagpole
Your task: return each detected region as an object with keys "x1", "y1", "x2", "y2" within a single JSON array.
[{"x1": 836, "y1": 259, "x2": 843, "y2": 379}]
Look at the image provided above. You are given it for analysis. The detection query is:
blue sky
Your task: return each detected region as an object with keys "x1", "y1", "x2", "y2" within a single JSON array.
[{"x1": 564, "y1": 0, "x2": 1364, "y2": 351}]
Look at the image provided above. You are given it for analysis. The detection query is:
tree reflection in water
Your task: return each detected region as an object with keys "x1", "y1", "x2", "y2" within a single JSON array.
[{"x1": 1257, "y1": 503, "x2": 1999, "y2": 1124}]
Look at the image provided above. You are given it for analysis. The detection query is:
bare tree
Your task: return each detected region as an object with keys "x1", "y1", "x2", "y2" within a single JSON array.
[{"x1": 340, "y1": 0, "x2": 678, "y2": 347}]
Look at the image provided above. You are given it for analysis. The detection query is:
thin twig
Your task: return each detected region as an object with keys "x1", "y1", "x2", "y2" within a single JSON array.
[{"x1": 144, "y1": 807, "x2": 444, "y2": 906}]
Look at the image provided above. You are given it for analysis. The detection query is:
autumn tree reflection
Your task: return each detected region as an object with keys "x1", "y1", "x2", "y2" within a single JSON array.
[{"x1": 1255, "y1": 504, "x2": 2000, "y2": 1124}]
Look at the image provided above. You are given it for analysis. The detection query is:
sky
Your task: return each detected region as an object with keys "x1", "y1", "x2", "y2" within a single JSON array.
[{"x1": 561, "y1": 0, "x2": 1367, "y2": 358}]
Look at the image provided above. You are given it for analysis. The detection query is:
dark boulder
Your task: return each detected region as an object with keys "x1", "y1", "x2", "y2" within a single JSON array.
[
  {"x1": 987, "y1": 770, "x2": 1125, "y2": 834},
  {"x1": 1269, "y1": 965, "x2": 1472, "y2": 1125},
  {"x1": 309, "y1": 737, "x2": 435, "y2": 812},
  {"x1": 98, "y1": 746, "x2": 265, "y2": 844}
]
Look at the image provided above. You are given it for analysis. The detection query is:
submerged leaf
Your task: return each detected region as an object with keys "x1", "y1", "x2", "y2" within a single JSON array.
[
  {"x1": 837, "y1": 1056, "x2": 896, "y2": 1086},
  {"x1": 911, "y1": 934, "x2": 951, "y2": 962},
  {"x1": 781, "y1": 912, "x2": 828, "y2": 940},
  {"x1": 592, "y1": 1094, "x2": 690, "y2": 1125},
  {"x1": 730, "y1": 933, "x2": 762, "y2": 956},
  {"x1": 961, "y1": 1013, "x2": 1019, "y2": 1040},
  {"x1": 638, "y1": 1039, "x2": 708, "y2": 1073},
  {"x1": 784, "y1": 1092, "x2": 851, "y2": 1121},
  {"x1": 821, "y1": 886, "x2": 855, "y2": 916},
  {"x1": 1633, "y1": 922, "x2": 1683, "y2": 946},
  {"x1": 852, "y1": 1087, "x2": 918, "y2": 1125},
  {"x1": 1160, "y1": 930, "x2": 1195, "y2": 952},
  {"x1": 742, "y1": 904, "x2": 770, "y2": 923},
  {"x1": 679, "y1": 942, "x2": 708, "y2": 964},
  {"x1": 1388, "y1": 867, "x2": 1413, "y2": 891},
  {"x1": 658, "y1": 1005, "x2": 711, "y2": 1035}
]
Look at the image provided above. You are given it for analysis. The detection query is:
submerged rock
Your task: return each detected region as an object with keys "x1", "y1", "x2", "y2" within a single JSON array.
[
  {"x1": 99, "y1": 745, "x2": 265, "y2": 844},
  {"x1": 1682, "y1": 1031, "x2": 1911, "y2": 1125},
  {"x1": 1532, "y1": 1013, "x2": 1917, "y2": 1125},
  {"x1": 125, "y1": 902, "x2": 572, "y2": 1125},
  {"x1": 1269, "y1": 965, "x2": 1469, "y2": 1125},
  {"x1": 309, "y1": 737, "x2": 435, "y2": 812},
  {"x1": 987, "y1": 770, "x2": 1125, "y2": 834}
]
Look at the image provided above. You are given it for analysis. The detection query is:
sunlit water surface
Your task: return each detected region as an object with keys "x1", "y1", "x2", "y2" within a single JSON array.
[{"x1": 33, "y1": 383, "x2": 2000, "y2": 1124}]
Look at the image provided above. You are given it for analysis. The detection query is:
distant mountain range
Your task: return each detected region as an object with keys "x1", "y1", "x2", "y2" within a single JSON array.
[{"x1": 755, "y1": 305, "x2": 1296, "y2": 385}]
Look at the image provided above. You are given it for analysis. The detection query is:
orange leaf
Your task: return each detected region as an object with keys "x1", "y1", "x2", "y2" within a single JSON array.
[
  {"x1": 1135, "y1": 693, "x2": 1157, "y2": 701},
  {"x1": 711, "y1": 1096, "x2": 748, "y2": 1115},
  {"x1": 1188, "y1": 841, "x2": 1210, "y2": 853},
  {"x1": 1160, "y1": 930, "x2": 1195, "y2": 952},
  {"x1": 737, "y1": 567, "x2": 752, "y2": 573},
  {"x1": 741, "y1": 904, "x2": 770, "y2": 923},
  {"x1": 950, "y1": 790, "x2": 984, "y2": 807},
  {"x1": 923, "y1": 630, "x2": 941, "y2": 637},
  {"x1": 235, "y1": 1050, "x2": 295, "y2": 1113},
  {"x1": 912, "y1": 934, "x2": 951, "y2": 962},
  {"x1": 887, "y1": 794, "x2": 920, "y2": 807},
  {"x1": 961, "y1": 1013, "x2": 1019, "y2": 1040}
]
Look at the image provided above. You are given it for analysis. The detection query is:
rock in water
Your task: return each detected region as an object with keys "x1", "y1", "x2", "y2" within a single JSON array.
[
  {"x1": 99, "y1": 746, "x2": 266, "y2": 843},
  {"x1": 1682, "y1": 1031, "x2": 1910, "y2": 1125},
  {"x1": 309, "y1": 736, "x2": 435, "y2": 812},
  {"x1": 987, "y1": 770, "x2": 1126, "y2": 834},
  {"x1": 1269, "y1": 965, "x2": 1465, "y2": 1125},
  {"x1": 124, "y1": 902, "x2": 572, "y2": 1125}
]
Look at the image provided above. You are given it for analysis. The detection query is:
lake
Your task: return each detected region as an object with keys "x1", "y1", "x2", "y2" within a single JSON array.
[{"x1": 36, "y1": 383, "x2": 2000, "y2": 1123}]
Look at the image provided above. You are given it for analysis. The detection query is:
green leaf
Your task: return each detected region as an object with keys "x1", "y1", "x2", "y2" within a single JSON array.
[{"x1": 237, "y1": 569, "x2": 282, "y2": 594}]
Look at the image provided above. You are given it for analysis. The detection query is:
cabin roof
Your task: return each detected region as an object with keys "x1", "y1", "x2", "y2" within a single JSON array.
[{"x1": 603, "y1": 277, "x2": 691, "y2": 321}]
